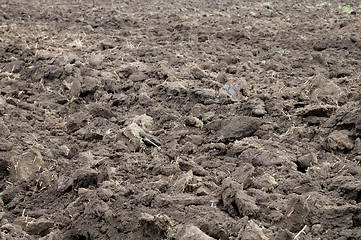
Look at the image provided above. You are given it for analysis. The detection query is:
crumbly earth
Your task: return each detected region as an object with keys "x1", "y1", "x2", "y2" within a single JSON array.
[{"x1": 0, "y1": 0, "x2": 361, "y2": 239}]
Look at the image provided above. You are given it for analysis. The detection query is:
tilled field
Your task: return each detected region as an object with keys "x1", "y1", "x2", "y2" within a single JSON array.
[{"x1": 0, "y1": 0, "x2": 361, "y2": 239}]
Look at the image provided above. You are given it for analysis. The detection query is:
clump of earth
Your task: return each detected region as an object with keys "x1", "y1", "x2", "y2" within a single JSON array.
[{"x1": 0, "y1": 0, "x2": 361, "y2": 239}]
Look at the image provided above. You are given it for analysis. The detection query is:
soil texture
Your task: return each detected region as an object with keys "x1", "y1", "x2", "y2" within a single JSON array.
[{"x1": 0, "y1": 0, "x2": 361, "y2": 239}]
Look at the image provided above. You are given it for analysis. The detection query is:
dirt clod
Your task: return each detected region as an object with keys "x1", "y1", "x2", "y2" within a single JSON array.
[{"x1": 178, "y1": 224, "x2": 215, "y2": 240}]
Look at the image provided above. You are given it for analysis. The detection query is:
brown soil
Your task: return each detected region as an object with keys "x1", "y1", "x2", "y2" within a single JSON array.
[{"x1": 1, "y1": 0, "x2": 361, "y2": 239}]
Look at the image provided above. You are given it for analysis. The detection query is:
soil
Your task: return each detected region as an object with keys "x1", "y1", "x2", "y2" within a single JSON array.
[{"x1": 0, "y1": 0, "x2": 361, "y2": 239}]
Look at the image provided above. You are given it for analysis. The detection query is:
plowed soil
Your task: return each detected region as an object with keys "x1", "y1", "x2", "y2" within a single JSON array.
[{"x1": 1, "y1": 0, "x2": 361, "y2": 239}]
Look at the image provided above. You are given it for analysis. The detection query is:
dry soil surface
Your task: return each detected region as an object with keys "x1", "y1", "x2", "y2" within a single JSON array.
[{"x1": 0, "y1": 0, "x2": 361, "y2": 239}]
